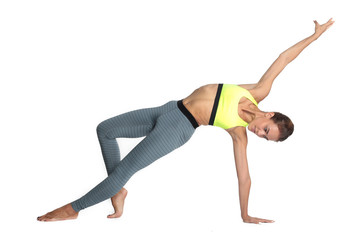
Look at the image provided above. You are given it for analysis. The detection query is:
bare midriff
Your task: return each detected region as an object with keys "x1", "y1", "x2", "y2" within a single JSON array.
[{"x1": 182, "y1": 84, "x2": 219, "y2": 126}]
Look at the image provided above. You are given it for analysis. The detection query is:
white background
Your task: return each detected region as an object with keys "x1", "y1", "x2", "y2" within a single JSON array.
[{"x1": 1, "y1": 0, "x2": 359, "y2": 239}]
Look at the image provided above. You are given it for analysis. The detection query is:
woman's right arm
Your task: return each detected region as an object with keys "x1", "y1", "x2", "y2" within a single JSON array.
[{"x1": 227, "y1": 127, "x2": 274, "y2": 224}]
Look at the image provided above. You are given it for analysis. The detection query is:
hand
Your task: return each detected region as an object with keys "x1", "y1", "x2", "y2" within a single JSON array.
[
  {"x1": 242, "y1": 215, "x2": 275, "y2": 224},
  {"x1": 313, "y1": 18, "x2": 335, "y2": 39}
]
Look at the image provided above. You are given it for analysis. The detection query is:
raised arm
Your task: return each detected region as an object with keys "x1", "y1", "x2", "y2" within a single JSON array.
[
  {"x1": 227, "y1": 127, "x2": 274, "y2": 224},
  {"x1": 248, "y1": 18, "x2": 335, "y2": 103}
]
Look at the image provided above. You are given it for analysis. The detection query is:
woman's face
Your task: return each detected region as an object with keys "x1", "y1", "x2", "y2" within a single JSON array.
[{"x1": 247, "y1": 114, "x2": 280, "y2": 141}]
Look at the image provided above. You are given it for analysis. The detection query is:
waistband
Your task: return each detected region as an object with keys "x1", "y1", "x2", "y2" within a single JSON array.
[
  {"x1": 177, "y1": 100, "x2": 199, "y2": 129},
  {"x1": 209, "y1": 83, "x2": 223, "y2": 125}
]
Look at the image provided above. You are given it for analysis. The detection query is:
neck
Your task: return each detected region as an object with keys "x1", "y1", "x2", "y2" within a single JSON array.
[{"x1": 243, "y1": 105, "x2": 267, "y2": 123}]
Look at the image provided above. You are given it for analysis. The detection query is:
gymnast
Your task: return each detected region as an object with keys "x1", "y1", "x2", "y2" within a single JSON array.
[{"x1": 38, "y1": 18, "x2": 334, "y2": 224}]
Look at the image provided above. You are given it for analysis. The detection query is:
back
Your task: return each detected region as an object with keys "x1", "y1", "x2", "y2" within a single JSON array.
[{"x1": 211, "y1": 84, "x2": 258, "y2": 129}]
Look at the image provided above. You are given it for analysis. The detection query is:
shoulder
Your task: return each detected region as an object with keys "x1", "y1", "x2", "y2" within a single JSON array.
[
  {"x1": 237, "y1": 84, "x2": 264, "y2": 104},
  {"x1": 248, "y1": 87, "x2": 267, "y2": 104}
]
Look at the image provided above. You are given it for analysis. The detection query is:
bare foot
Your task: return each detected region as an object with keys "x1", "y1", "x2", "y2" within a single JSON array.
[
  {"x1": 37, "y1": 203, "x2": 78, "y2": 222},
  {"x1": 108, "y1": 187, "x2": 128, "y2": 219}
]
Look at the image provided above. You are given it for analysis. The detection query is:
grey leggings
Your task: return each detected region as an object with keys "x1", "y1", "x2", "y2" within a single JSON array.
[{"x1": 71, "y1": 100, "x2": 198, "y2": 212}]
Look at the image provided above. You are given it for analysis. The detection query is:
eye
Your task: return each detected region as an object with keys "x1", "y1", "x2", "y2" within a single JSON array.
[{"x1": 264, "y1": 127, "x2": 269, "y2": 140}]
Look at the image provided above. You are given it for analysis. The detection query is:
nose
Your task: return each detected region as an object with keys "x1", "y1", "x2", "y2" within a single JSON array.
[{"x1": 256, "y1": 129, "x2": 265, "y2": 137}]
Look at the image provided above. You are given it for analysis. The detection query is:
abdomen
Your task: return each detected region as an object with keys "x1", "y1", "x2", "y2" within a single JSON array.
[{"x1": 182, "y1": 84, "x2": 219, "y2": 125}]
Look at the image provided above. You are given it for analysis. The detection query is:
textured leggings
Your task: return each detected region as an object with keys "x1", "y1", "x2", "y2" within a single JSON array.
[{"x1": 71, "y1": 100, "x2": 198, "y2": 212}]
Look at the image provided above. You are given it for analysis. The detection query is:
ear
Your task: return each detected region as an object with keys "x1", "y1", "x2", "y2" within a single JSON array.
[{"x1": 265, "y1": 112, "x2": 275, "y2": 118}]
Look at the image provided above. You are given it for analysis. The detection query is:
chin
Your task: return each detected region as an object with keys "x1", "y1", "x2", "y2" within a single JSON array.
[{"x1": 247, "y1": 124, "x2": 255, "y2": 134}]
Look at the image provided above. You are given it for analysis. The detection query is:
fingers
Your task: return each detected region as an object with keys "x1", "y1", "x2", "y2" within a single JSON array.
[
  {"x1": 326, "y1": 18, "x2": 335, "y2": 25},
  {"x1": 244, "y1": 217, "x2": 275, "y2": 224},
  {"x1": 323, "y1": 18, "x2": 335, "y2": 27},
  {"x1": 314, "y1": 18, "x2": 335, "y2": 35},
  {"x1": 327, "y1": 17, "x2": 334, "y2": 23},
  {"x1": 254, "y1": 217, "x2": 275, "y2": 224},
  {"x1": 314, "y1": 18, "x2": 335, "y2": 27},
  {"x1": 253, "y1": 218, "x2": 275, "y2": 224}
]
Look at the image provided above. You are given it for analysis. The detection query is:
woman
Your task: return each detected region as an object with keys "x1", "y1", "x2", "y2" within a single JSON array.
[{"x1": 37, "y1": 18, "x2": 334, "y2": 223}]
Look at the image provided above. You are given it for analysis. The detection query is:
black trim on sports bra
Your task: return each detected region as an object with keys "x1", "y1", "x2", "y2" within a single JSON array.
[
  {"x1": 177, "y1": 100, "x2": 199, "y2": 129},
  {"x1": 209, "y1": 83, "x2": 223, "y2": 125}
]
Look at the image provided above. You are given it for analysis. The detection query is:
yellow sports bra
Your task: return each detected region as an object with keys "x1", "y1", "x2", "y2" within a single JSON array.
[{"x1": 209, "y1": 84, "x2": 258, "y2": 129}]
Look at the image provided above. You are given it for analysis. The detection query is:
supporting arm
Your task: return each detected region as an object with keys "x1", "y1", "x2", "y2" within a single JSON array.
[{"x1": 227, "y1": 127, "x2": 274, "y2": 224}]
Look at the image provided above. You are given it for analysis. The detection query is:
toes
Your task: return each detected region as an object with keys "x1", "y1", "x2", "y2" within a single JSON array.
[
  {"x1": 38, "y1": 216, "x2": 47, "y2": 221},
  {"x1": 107, "y1": 213, "x2": 117, "y2": 218},
  {"x1": 37, "y1": 213, "x2": 54, "y2": 222},
  {"x1": 107, "y1": 212, "x2": 122, "y2": 219},
  {"x1": 38, "y1": 217, "x2": 47, "y2": 222}
]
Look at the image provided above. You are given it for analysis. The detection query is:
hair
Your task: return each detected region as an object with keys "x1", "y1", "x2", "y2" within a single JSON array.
[{"x1": 270, "y1": 112, "x2": 294, "y2": 142}]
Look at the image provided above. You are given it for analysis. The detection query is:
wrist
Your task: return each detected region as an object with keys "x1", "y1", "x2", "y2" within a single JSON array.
[
  {"x1": 241, "y1": 213, "x2": 249, "y2": 219},
  {"x1": 311, "y1": 33, "x2": 320, "y2": 41}
]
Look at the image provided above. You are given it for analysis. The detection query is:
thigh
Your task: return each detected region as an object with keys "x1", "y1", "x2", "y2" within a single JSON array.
[
  {"x1": 119, "y1": 108, "x2": 195, "y2": 172},
  {"x1": 97, "y1": 101, "x2": 176, "y2": 139}
]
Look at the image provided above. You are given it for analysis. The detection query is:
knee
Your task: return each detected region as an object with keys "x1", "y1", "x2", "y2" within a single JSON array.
[{"x1": 96, "y1": 121, "x2": 107, "y2": 138}]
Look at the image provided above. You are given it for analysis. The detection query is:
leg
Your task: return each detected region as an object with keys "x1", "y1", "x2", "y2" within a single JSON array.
[
  {"x1": 37, "y1": 102, "x2": 176, "y2": 222},
  {"x1": 96, "y1": 103, "x2": 173, "y2": 175},
  {"x1": 69, "y1": 107, "x2": 195, "y2": 214},
  {"x1": 96, "y1": 103, "x2": 175, "y2": 217}
]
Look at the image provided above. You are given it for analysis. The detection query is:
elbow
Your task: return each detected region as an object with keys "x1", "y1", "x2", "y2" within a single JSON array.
[
  {"x1": 279, "y1": 52, "x2": 294, "y2": 65},
  {"x1": 239, "y1": 176, "x2": 251, "y2": 185},
  {"x1": 279, "y1": 52, "x2": 289, "y2": 62}
]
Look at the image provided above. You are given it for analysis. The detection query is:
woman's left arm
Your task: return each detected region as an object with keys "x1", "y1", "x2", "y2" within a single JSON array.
[
  {"x1": 280, "y1": 18, "x2": 335, "y2": 64},
  {"x1": 251, "y1": 18, "x2": 335, "y2": 103}
]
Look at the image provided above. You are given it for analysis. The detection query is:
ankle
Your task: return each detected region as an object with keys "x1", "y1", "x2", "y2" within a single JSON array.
[{"x1": 65, "y1": 203, "x2": 78, "y2": 215}]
